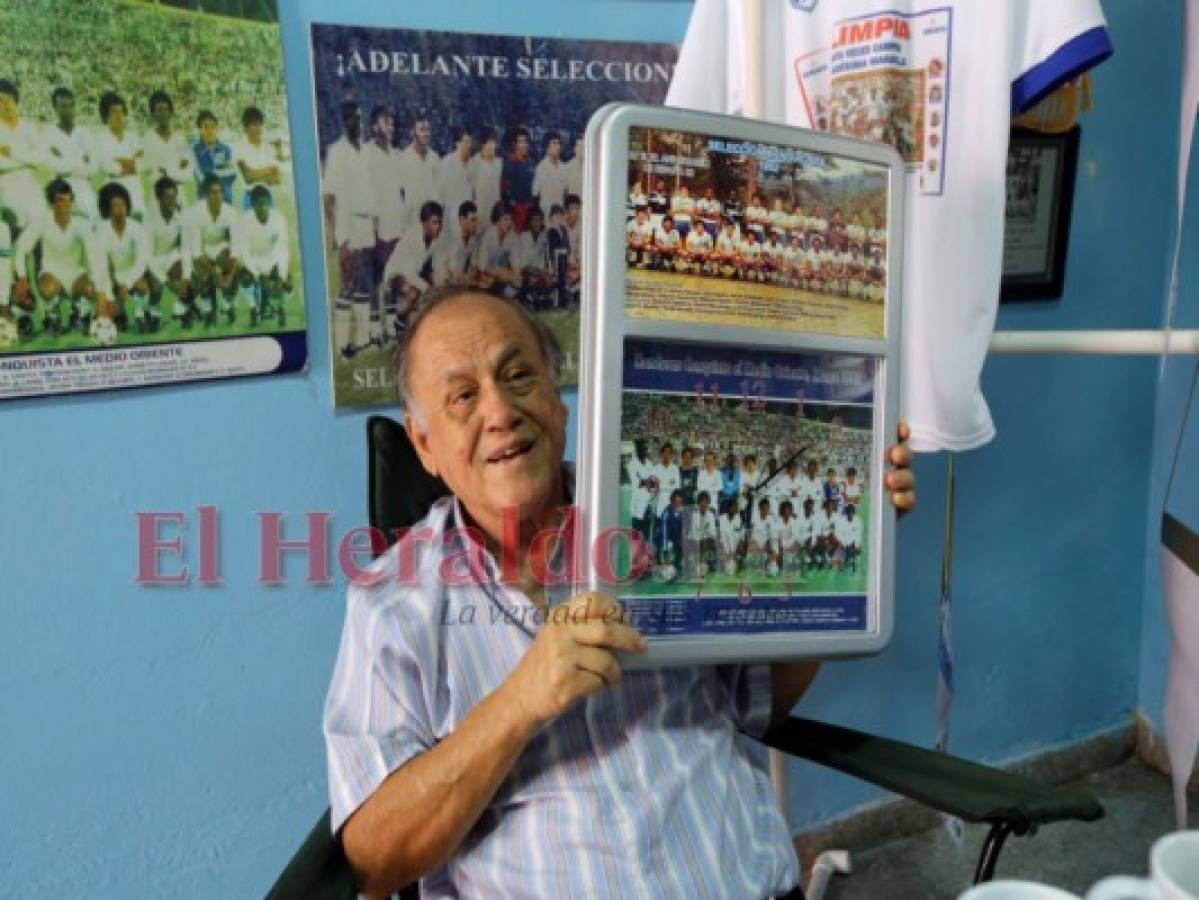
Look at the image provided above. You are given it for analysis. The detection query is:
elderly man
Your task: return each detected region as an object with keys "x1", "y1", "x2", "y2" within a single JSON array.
[{"x1": 324, "y1": 286, "x2": 916, "y2": 898}]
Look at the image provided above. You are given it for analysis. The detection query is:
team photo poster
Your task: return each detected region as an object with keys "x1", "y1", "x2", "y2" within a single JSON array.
[
  {"x1": 0, "y1": 0, "x2": 306, "y2": 401},
  {"x1": 309, "y1": 24, "x2": 677, "y2": 408},
  {"x1": 617, "y1": 338, "x2": 874, "y2": 637},
  {"x1": 624, "y1": 125, "x2": 890, "y2": 340}
]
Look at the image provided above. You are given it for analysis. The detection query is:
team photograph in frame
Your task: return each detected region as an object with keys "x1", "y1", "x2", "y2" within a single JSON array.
[
  {"x1": 0, "y1": 0, "x2": 307, "y2": 400},
  {"x1": 614, "y1": 338, "x2": 876, "y2": 637},
  {"x1": 623, "y1": 124, "x2": 891, "y2": 340}
]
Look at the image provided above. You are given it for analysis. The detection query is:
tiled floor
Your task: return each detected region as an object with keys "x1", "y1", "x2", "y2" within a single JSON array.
[{"x1": 818, "y1": 758, "x2": 1195, "y2": 899}]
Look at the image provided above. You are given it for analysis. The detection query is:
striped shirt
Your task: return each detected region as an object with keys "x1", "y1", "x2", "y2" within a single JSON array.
[{"x1": 324, "y1": 495, "x2": 799, "y2": 898}]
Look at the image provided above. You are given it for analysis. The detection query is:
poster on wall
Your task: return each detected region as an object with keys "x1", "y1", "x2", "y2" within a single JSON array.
[
  {"x1": 309, "y1": 24, "x2": 677, "y2": 409},
  {"x1": 0, "y1": 0, "x2": 307, "y2": 401}
]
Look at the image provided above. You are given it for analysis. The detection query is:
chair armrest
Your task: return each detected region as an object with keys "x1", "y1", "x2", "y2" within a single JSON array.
[{"x1": 758, "y1": 716, "x2": 1104, "y2": 835}]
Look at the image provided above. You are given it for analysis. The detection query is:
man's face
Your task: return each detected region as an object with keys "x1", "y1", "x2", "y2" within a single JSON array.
[
  {"x1": 703, "y1": 453, "x2": 716, "y2": 470},
  {"x1": 404, "y1": 294, "x2": 569, "y2": 533},
  {"x1": 660, "y1": 446, "x2": 672, "y2": 464},
  {"x1": 807, "y1": 462, "x2": 818, "y2": 477},
  {"x1": 108, "y1": 103, "x2": 126, "y2": 133},
  {"x1": 0, "y1": 92, "x2": 17, "y2": 120},
  {"x1": 253, "y1": 193, "x2": 270, "y2": 223},
  {"x1": 152, "y1": 100, "x2": 172, "y2": 130},
  {"x1": 158, "y1": 185, "x2": 178, "y2": 216},
  {"x1": 547, "y1": 138, "x2": 561, "y2": 160},
  {"x1": 682, "y1": 450, "x2": 694, "y2": 467},
  {"x1": 51, "y1": 190, "x2": 73, "y2": 221},
  {"x1": 423, "y1": 214, "x2": 443, "y2": 242},
  {"x1": 246, "y1": 121, "x2": 263, "y2": 143},
  {"x1": 373, "y1": 113, "x2": 395, "y2": 145},
  {"x1": 456, "y1": 132, "x2": 472, "y2": 157},
  {"x1": 481, "y1": 137, "x2": 497, "y2": 159},
  {"x1": 528, "y1": 212, "x2": 544, "y2": 235},
  {"x1": 412, "y1": 119, "x2": 431, "y2": 150},
  {"x1": 200, "y1": 118, "x2": 218, "y2": 145},
  {"x1": 515, "y1": 133, "x2": 529, "y2": 157},
  {"x1": 460, "y1": 211, "x2": 478, "y2": 239},
  {"x1": 497, "y1": 213, "x2": 513, "y2": 236},
  {"x1": 205, "y1": 181, "x2": 223, "y2": 211},
  {"x1": 54, "y1": 94, "x2": 75, "y2": 128},
  {"x1": 110, "y1": 195, "x2": 128, "y2": 225}
]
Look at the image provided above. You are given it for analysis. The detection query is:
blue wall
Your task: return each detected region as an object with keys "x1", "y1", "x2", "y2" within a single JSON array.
[{"x1": 0, "y1": 1, "x2": 1180, "y2": 896}]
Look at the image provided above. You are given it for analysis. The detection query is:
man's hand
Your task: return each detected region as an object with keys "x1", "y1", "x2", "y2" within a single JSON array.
[
  {"x1": 886, "y1": 421, "x2": 916, "y2": 515},
  {"x1": 501, "y1": 592, "x2": 646, "y2": 728}
]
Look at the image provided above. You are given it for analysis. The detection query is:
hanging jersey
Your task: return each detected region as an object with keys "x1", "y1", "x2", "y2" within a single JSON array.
[{"x1": 667, "y1": 0, "x2": 1112, "y2": 451}]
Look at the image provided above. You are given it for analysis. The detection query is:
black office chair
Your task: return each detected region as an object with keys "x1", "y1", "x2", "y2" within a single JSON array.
[{"x1": 266, "y1": 416, "x2": 1104, "y2": 899}]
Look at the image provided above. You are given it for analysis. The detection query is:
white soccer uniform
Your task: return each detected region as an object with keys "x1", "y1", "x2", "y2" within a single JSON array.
[
  {"x1": 146, "y1": 207, "x2": 189, "y2": 281},
  {"x1": 364, "y1": 142, "x2": 405, "y2": 243},
  {"x1": 93, "y1": 127, "x2": 145, "y2": 216},
  {"x1": 42, "y1": 124, "x2": 98, "y2": 221},
  {"x1": 323, "y1": 136, "x2": 374, "y2": 250},
  {"x1": 240, "y1": 208, "x2": 289, "y2": 278},
  {"x1": 797, "y1": 474, "x2": 823, "y2": 507},
  {"x1": 436, "y1": 153, "x2": 474, "y2": 235},
  {"x1": 715, "y1": 231, "x2": 738, "y2": 256},
  {"x1": 669, "y1": 0, "x2": 1112, "y2": 451},
  {"x1": 396, "y1": 144, "x2": 441, "y2": 230},
  {"x1": 95, "y1": 218, "x2": 149, "y2": 293},
  {"x1": 566, "y1": 220, "x2": 583, "y2": 267},
  {"x1": 671, "y1": 193, "x2": 695, "y2": 230},
  {"x1": 685, "y1": 228, "x2": 713, "y2": 254},
  {"x1": 689, "y1": 507, "x2": 719, "y2": 542},
  {"x1": 184, "y1": 200, "x2": 240, "y2": 262},
  {"x1": 514, "y1": 229, "x2": 547, "y2": 272},
  {"x1": 749, "y1": 510, "x2": 776, "y2": 551},
  {"x1": 477, "y1": 225, "x2": 518, "y2": 273},
  {"x1": 627, "y1": 218, "x2": 654, "y2": 244},
  {"x1": 468, "y1": 153, "x2": 502, "y2": 224},
  {"x1": 776, "y1": 516, "x2": 803, "y2": 552},
  {"x1": 797, "y1": 514, "x2": 819, "y2": 546},
  {"x1": 652, "y1": 462, "x2": 681, "y2": 515},
  {"x1": 382, "y1": 223, "x2": 437, "y2": 292},
  {"x1": 433, "y1": 229, "x2": 479, "y2": 284},
  {"x1": 814, "y1": 511, "x2": 836, "y2": 540},
  {"x1": 0, "y1": 119, "x2": 43, "y2": 227},
  {"x1": 737, "y1": 238, "x2": 761, "y2": 261},
  {"x1": 697, "y1": 467, "x2": 723, "y2": 502},
  {"x1": 15, "y1": 214, "x2": 96, "y2": 285},
  {"x1": 718, "y1": 513, "x2": 744, "y2": 555},
  {"x1": 696, "y1": 197, "x2": 722, "y2": 225},
  {"x1": 563, "y1": 154, "x2": 584, "y2": 201},
  {"x1": 843, "y1": 480, "x2": 864, "y2": 508},
  {"x1": 628, "y1": 189, "x2": 648, "y2": 211},
  {"x1": 655, "y1": 227, "x2": 681, "y2": 251},
  {"x1": 627, "y1": 457, "x2": 655, "y2": 521},
  {"x1": 234, "y1": 136, "x2": 284, "y2": 204},
  {"x1": 834, "y1": 514, "x2": 863, "y2": 549},
  {"x1": 143, "y1": 129, "x2": 195, "y2": 185},
  {"x1": 532, "y1": 156, "x2": 570, "y2": 211}
]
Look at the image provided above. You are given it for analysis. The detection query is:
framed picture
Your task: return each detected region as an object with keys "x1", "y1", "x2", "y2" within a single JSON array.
[{"x1": 1000, "y1": 126, "x2": 1081, "y2": 302}]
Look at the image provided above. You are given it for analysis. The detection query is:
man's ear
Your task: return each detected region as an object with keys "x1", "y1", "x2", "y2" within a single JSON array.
[{"x1": 404, "y1": 412, "x2": 439, "y2": 478}]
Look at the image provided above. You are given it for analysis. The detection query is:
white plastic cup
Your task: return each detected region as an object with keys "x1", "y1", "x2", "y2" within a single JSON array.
[
  {"x1": 1086, "y1": 832, "x2": 1199, "y2": 900},
  {"x1": 959, "y1": 881, "x2": 1081, "y2": 900}
]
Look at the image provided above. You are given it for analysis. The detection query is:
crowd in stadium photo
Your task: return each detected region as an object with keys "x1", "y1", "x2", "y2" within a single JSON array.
[
  {"x1": 321, "y1": 100, "x2": 587, "y2": 360},
  {"x1": 625, "y1": 169, "x2": 889, "y2": 302},
  {"x1": 621, "y1": 394, "x2": 872, "y2": 588},
  {"x1": 0, "y1": 1, "x2": 294, "y2": 348}
]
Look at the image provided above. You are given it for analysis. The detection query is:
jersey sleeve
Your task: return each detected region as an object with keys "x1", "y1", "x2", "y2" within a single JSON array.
[
  {"x1": 664, "y1": 0, "x2": 740, "y2": 115},
  {"x1": 323, "y1": 581, "x2": 439, "y2": 836},
  {"x1": 1009, "y1": 0, "x2": 1113, "y2": 114}
]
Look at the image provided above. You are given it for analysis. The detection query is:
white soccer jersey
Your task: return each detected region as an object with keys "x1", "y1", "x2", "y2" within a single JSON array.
[
  {"x1": 814, "y1": 511, "x2": 836, "y2": 539},
  {"x1": 715, "y1": 231, "x2": 738, "y2": 255},
  {"x1": 628, "y1": 188, "x2": 648, "y2": 210},
  {"x1": 468, "y1": 153, "x2": 502, "y2": 224},
  {"x1": 436, "y1": 152, "x2": 475, "y2": 235},
  {"x1": 652, "y1": 462, "x2": 681, "y2": 514},
  {"x1": 364, "y1": 142, "x2": 405, "y2": 242},
  {"x1": 776, "y1": 516, "x2": 803, "y2": 551},
  {"x1": 737, "y1": 239, "x2": 761, "y2": 260},
  {"x1": 477, "y1": 225, "x2": 518, "y2": 272},
  {"x1": 382, "y1": 223, "x2": 437, "y2": 291},
  {"x1": 42, "y1": 123, "x2": 94, "y2": 181},
  {"x1": 185, "y1": 200, "x2": 240, "y2": 261},
  {"x1": 93, "y1": 127, "x2": 145, "y2": 214},
  {"x1": 797, "y1": 474, "x2": 823, "y2": 506},
  {"x1": 689, "y1": 507, "x2": 719, "y2": 542},
  {"x1": 396, "y1": 144, "x2": 441, "y2": 230},
  {"x1": 696, "y1": 196, "x2": 722, "y2": 222},
  {"x1": 434, "y1": 229, "x2": 479, "y2": 284},
  {"x1": 514, "y1": 229, "x2": 547, "y2": 272},
  {"x1": 834, "y1": 515, "x2": 863, "y2": 547},
  {"x1": 718, "y1": 513, "x2": 744, "y2": 553},
  {"x1": 240, "y1": 208, "x2": 289, "y2": 277},
  {"x1": 668, "y1": 0, "x2": 1112, "y2": 451},
  {"x1": 749, "y1": 511, "x2": 775, "y2": 548},
  {"x1": 563, "y1": 154, "x2": 584, "y2": 201},
  {"x1": 797, "y1": 514, "x2": 819, "y2": 545},
  {"x1": 697, "y1": 467, "x2": 723, "y2": 501},
  {"x1": 686, "y1": 229, "x2": 713, "y2": 253},
  {"x1": 627, "y1": 456, "x2": 656, "y2": 521},
  {"x1": 143, "y1": 129, "x2": 194, "y2": 184},
  {"x1": 671, "y1": 193, "x2": 695, "y2": 224},
  {"x1": 95, "y1": 218, "x2": 149, "y2": 292},
  {"x1": 146, "y1": 207, "x2": 188, "y2": 280},
  {"x1": 626, "y1": 218, "x2": 655, "y2": 244},
  {"x1": 0, "y1": 119, "x2": 44, "y2": 227},
  {"x1": 15, "y1": 214, "x2": 95, "y2": 283},
  {"x1": 745, "y1": 204, "x2": 769, "y2": 226},
  {"x1": 843, "y1": 480, "x2": 864, "y2": 507},
  {"x1": 323, "y1": 136, "x2": 375, "y2": 250},
  {"x1": 532, "y1": 156, "x2": 570, "y2": 211},
  {"x1": 654, "y1": 227, "x2": 681, "y2": 249},
  {"x1": 234, "y1": 136, "x2": 282, "y2": 189}
]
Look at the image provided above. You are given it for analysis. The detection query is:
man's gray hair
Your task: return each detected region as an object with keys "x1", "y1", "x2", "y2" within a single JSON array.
[{"x1": 395, "y1": 285, "x2": 565, "y2": 428}]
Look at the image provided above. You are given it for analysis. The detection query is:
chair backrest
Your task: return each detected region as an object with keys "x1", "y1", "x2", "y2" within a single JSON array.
[{"x1": 367, "y1": 415, "x2": 451, "y2": 547}]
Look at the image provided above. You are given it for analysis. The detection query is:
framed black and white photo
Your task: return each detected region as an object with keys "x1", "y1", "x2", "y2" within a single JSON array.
[{"x1": 1000, "y1": 126, "x2": 1081, "y2": 302}]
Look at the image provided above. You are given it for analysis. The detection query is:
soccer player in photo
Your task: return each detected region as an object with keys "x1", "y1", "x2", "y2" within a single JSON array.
[
  {"x1": 143, "y1": 92, "x2": 194, "y2": 193},
  {"x1": 147, "y1": 176, "x2": 192, "y2": 328},
  {"x1": 531, "y1": 131, "x2": 569, "y2": 215},
  {"x1": 660, "y1": 489, "x2": 686, "y2": 573},
  {"x1": 625, "y1": 206, "x2": 654, "y2": 268},
  {"x1": 798, "y1": 497, "x2": 821, "y2": 571},
  {"x1": 239, "y1": 185, "x2": 292, "y2": 327},
  {"x1": 815, "y1": 498, "x2": 838, "y2": 568},
  {"x1": 364, "y1": 106, "x2": 404, "y2": 295},
  {"x1": 467, "y1": 128, "x2": 502, "y2": 242},
  {"x1": 720, "y1": 451, "x2": 741, "y2": 508},
  {"x1": 95, "y1": 182, "x2": 153, "y2": 332},
  {"x1": 476, "y1": 201, "x2": 521, "y2": 300},
  {"x1": 13, "y1": 179, "x2": 98, "y2": 336},
  {"x1": 436, "y1": 126, "x2": 474, "y2": 238},
  {"x1": 627, "y1": 180, "x2": 648, "y2": 215},
  {"x1": 235, "y1": 107, "x2": 284, "y2": 210},
  {"x1": 43, "y1": 87, "x2": 98, "y2": 223},
  {"x1": 184, "y1": 173, "x2": 243, "y2": 327},
  {"x1": 749, "y1": 496, "x2": 779, "y2": 575},
  {"x1": 834, "y1": 504, "x2": 863, "y2": 572},
  {"x1": 682, "y1": 219, "x2": 713, "y2": 275},
  {"x1": 762, "y1": 231, "x2": 786, "y2": 284},
  {"x1": 717, "y1": 496, "x2": 744, "y2": 576},
  {"x1": 192, "y1": 109, "x2": 237, "y2": 204},
  {"x1": 823, "y1": 466, "x2": 843, "y2": 512},
  {"x1": 843, "y1": 466, "x2": 863, "y2": 510},
  {"x1": 382, "y1": 200, "x2": 443, "y2": 339},
  {"x1": 515, "y1": 205, "x2": 552, "y2": 308},
  {"x1": 652, "y1": 214, "x2": 681, "y2": 271},
  {"x1": 735, "y1": 228, "x2": 764, "y2": 282},
  {"x1": 0, "y1": 80, "x2": 44, "y2": 230},
  {"x1": 678, "y1": 446, "x2": 698, "y2": 505},
  {"x1": 500, "y1": 126, "x2": 535, "y2": 230},
  {"x1": 652, "y1": 442, "x2": 681, "y2": 518},
  {"x1": 433, "y1": 200, "x2": 480, "y2": 289},
  {"x1": 545, "y1": 202, "x2": 571, "y2": 309},
  {"x1": 688, "y1": 490, "x2": 719, "y2": 578},
  {"x1": 798, "y1": 458, "x2": 823, "y2": 509},
  {"x1": 715, "y1": 218, "x2": 739, "y2": 277},
  {"x1": 776, "y1": 500, "x2": 803, "y2": 575},
  {"x1": 564, "y1": 193, "x2": 583, "y2": 283},
  {"x1": 745, "y1": 192, "x2": 769, "y2": 243},
  {"x1": 784, "y1": 235, "x2": 805, "y2": 288},
  {"x1": 322, "y1": 100, "x2": 374, "y2": 358},
  {"x1": 627, "y1": 439, "x2": 655, "y2": 546},
  {"x1": 670, "y1": 184, "x2": 694, "y2": 240},
  {"x1": 696, "y1": 186, "x2": 722, "y2": 237},
  {"x1": 647, "y1": 178, "x2": 669, "y2": 228},
  {"x1": 697, "y1": 451, "x2": 723, "y2": 504},
  {"x1": 738, "y1": 453, "x2": 763, "y2": 510}
]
